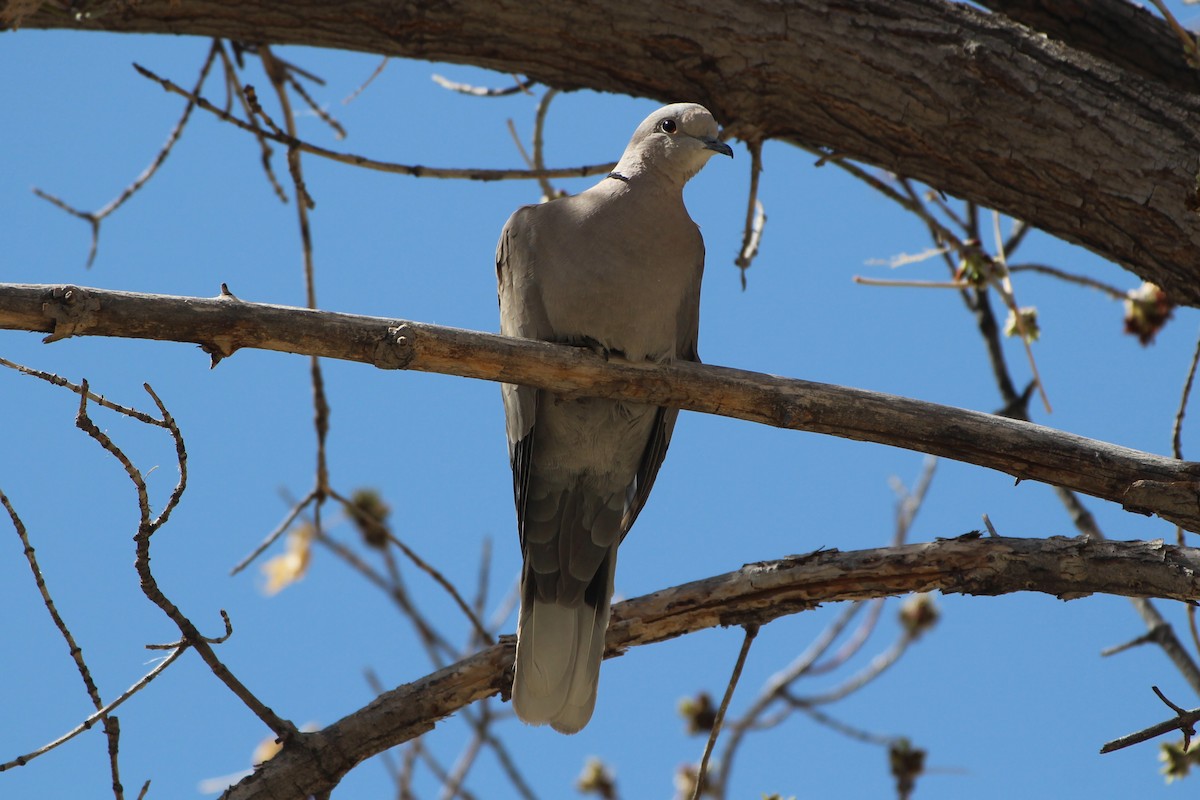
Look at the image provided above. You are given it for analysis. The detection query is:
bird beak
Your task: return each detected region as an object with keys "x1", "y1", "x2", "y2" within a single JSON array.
[{"x1": 700, "y1": 137, "x2": 734, "y2": 158}]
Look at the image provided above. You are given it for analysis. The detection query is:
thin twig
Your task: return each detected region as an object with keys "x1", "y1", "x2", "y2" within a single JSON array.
[
  {"x1": 989, "y1": 212, "x2": 1051, "y2": 414},
  {"x1": 314, "y1": 530, "x2": 456, "y2": 665},
  {"x1": 439, "y1": 726, "x2": 485, "y2": 800},
  {"x1": 472, "y1": 537, "x2": 492, "y2": 646},
  {"x1": 432, "y1": 74, "x2": 535, "y2": 97},
  {"x1": 285, "y1": 71, "x2": 346, "y2": 139},
  {"x1": 1172, "y1": 328, "x2": 1200, "y2": 461},
  {"x1": 135, "y1": 64, "x2": 616, "y2": 181},
  {"x1": 798, "y1": 704, "x2": 894, "y2": 746},
  {"x1": 1003, "y1": 219, "x2": 1030, "y2": 256},
  {"x1": 531, "y1": 88, "x2": 560, "y2": 199},
  {"x1": 854, "y1": 276, "x2": 969, "y2": 289},
  {"x1": 214, "y1": 43, "x2": 288, "y2": 202},
  {"x1": 692, "y1": 625, "x2": 758, "y2": 800},
  {"x1": 1007, "y1": 263, "x2": 1127, "y2": 300},
  {"x1": 1100, "y1": 685, "x2": 1200, "y2": 754},
  {"x1": 2, "y1": 486, "x2": 105, "y2": 707},
  {"x1": 0, "y1": 358, "x2": 166, "y2": 426},
  {"x1": 0, "y1": 647, "x2": 186, "y2": 772},
  {"x1": 32, "y1": 40, "x2": 221, "y2": 267},
  {"x1": 76, "y1": 383, "x2": 293, "y2": 739},
  {"x1": 735, "y1": 140, "x2": 764, "y2": 288},
  {"x1": 332, "y1": 489, "x2": 491, "y2": 644},
  {"x1": 478, "y1": 724, "x2": 539, "y2": 800},
  {"x1": 344, "y1": 57, "x2": 389, "y2": 104},
  {"x1": 1147, "y1": 0, "x2": 1200, "y2": 67},
  {"x1": 231, "y1": 490, "x2": 319, "y2": 575}
]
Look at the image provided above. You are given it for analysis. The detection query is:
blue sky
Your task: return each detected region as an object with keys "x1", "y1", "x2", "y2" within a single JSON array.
[{"x1": 3, "y1": 14, "x2": 1200, "y2": 799}]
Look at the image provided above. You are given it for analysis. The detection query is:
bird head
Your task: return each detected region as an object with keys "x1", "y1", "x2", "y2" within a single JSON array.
[{"x1": 615, "y1": 103, "x2": 733, "y2": 184}]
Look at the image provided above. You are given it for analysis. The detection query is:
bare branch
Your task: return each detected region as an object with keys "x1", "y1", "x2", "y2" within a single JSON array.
[
  {"x1": 224, "y1": 535, "x2": 1200, "y2": 799},
  {"x1": 133, "y1": 64, "x2": 617, "y2": 182},
  {"x1": 1100, "y1": 685, "x2": 1200, "y2": 754},
  {"x1": 4, "y1": 282, "x2": 1199, "y2": 531}
]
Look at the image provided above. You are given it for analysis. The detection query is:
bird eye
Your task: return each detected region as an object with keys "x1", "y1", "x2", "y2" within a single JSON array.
[{"x1": 658, "y1": 119, "x2": 677, "y2": 134}]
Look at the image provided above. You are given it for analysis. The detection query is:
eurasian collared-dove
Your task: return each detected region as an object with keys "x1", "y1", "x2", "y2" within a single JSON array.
[{"x1": 497, "y1": 103, "x2": 732, "y2": 734}]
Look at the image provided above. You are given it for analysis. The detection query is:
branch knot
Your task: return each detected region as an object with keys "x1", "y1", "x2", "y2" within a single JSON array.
[
  {"x1": 377, "y1": 324, "x2": 416, "y2": 370},
  {"x1": 41, "y1": 285, "x2": 100, "y2": 343}
]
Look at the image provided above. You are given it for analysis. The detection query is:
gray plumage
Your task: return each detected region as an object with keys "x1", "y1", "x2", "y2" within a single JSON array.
[{"x1": 497, "y1": 103, "x2": 732, "y2": 733}]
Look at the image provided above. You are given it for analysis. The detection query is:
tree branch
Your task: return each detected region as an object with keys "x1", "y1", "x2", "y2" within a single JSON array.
[
  {"x1": 223, "y1": 535, "x2": 1200, "y2": 799},
  {"x1": 19, "y1": 0, "x2": 1200, "y2": 304},
  {"x1": 4, "y1": 282, "x2": 1200, "y2": 531},
  {"x1": 979, "y1": 0, "x2": 1200, "y2": 95}
]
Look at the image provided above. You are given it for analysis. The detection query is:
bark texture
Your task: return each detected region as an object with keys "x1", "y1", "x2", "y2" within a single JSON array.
[
  {"x1": 224, "y1": 535, "x2": 1200, "y2": 800},
  {"x1": 5, "y1": 282, "x2": 1200, "y2": 531},
  {"x1": 17, "y1": 0, "x2": 1200, "y2": 305}
]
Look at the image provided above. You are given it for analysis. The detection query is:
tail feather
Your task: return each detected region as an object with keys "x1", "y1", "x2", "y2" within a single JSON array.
[{"x1": 512, "y1": 557, "x2": 615, "y2": 734}]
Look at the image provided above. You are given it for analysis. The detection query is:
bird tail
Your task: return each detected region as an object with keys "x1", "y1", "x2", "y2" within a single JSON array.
[{"x1": 512, "y1": 557, "x2": 615, "y2": 734}]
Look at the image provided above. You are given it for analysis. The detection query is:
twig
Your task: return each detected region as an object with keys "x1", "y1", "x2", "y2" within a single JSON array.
[
  {"x1": 854, "y1": 276, "x2": 968, "y2": 289},
  {"x1": 0, "y1": 646, "x2": 185, "y2": 771},
  {"x1": 32, "y1": 40, "x2": 221, "y2": 267},
  {"x1": 102, "y1": 714, "x2": 125, "y2": 800},
  {"x1": 1100, "y1": 685, "x2": 1200, "y2": 753},
  {"x1": 790, "y1": 625, "x2": 919, "y2": 707},
  {"x1": 231, "y1": 490, "x2": 319, "y2": 575},
  {"x1": 386, "y1": 529, "x2": 491, "y2": 646},
  {"x1": 531, "y1": 88, "x2": 560, "y2": 199},
  {"x1": 284, "y1": 70, "x2": 346, "y2": 140},
  {"x1": 1003, "y1": 219, "x2": 1030, "y2": 256},
  {"x1": 478, "y1": 725, "x2": 539, "y2": 800},
  {"x1": 257, "y1": 47, "x2": 336, "y2": 627},
  {"x1": 713, "y1": 461, "x2": 935, "y2": 798},
  {"x1": 810, "y1": 151, "x2": 964, "y2": 252},
  {"x1": 314, "y1": 530, "x2": 456, "y2": 665},
  {"x1": 1172, "y1": 328, "x2": 1200, "y2": 461},
  {"x1": 214, "y1": 43, "x2": 288, "y2": 202},
  {"x1": 734, "y1": 140, "x2": 764, "y2": 288},
  {"x1": 74, "y1": 382, "x2": 294, "y2": 739},
  {"x1": 332, "y1": 488, "x2": 491, "y2": 644},
  {"x1": 1, "y1": 484, "x2": 105, "y2": 705},
  {"x1": 692, "y1": 625, "x2": 758, "y2": 800},
  {"x1": 416, "y1": 743, "x2": 479, "y2": 800},
  {"x1": 797, "y1": 704, "x2": 894, "y2": 746},
  {"x1": 1007, "y1": 263, "x2": 1127, "y2": 300},
  {"x1": 439, "y1": 726, "x2": 485, "y2": 800},
  {"x1": 472, "y1": 537, "x2": 492, "y2": 646},
  {"x1": 1147, "y1": 0, "x2": 1200, "y2": 67},
  {"x1": 134, "y1": 64, "x2": 616, "y2": 181},
  {"x1": 0, "y1": 357, "x2": 166, "y2": 426},
  {"x1": 344, "y1": 57, "x2": 389, "y2": 104},
  {"x1": 989, "y1": 212, "x2": 1051, "y2": 414},
  {"x1": 432, "y1": 74, "x2": 535, "y2": 97}
]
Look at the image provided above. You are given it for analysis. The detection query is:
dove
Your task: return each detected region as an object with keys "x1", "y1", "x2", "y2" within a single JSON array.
[{"x1": 497, "y1": 102, "x2": 732, "y2": 733}]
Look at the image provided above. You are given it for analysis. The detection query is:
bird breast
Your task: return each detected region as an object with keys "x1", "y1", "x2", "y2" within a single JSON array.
[{"x1": 533, "y1": 191, "x2": 701, "y2": 362}]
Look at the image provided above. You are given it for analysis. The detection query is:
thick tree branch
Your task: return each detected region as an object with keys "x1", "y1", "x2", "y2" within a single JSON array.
[
  {"x1": 979, "y1": 0, "x2": 1200, "y2": 95},
  {"x1": 223, "y1": 535, "x2": 1200, "y2": 799},
  {"x1": 4, "y1": 282, "x2": 1200, "y2": 531},
  {"x1": 19, "y1": 0, "x2": 1200, "y2": 305}
]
